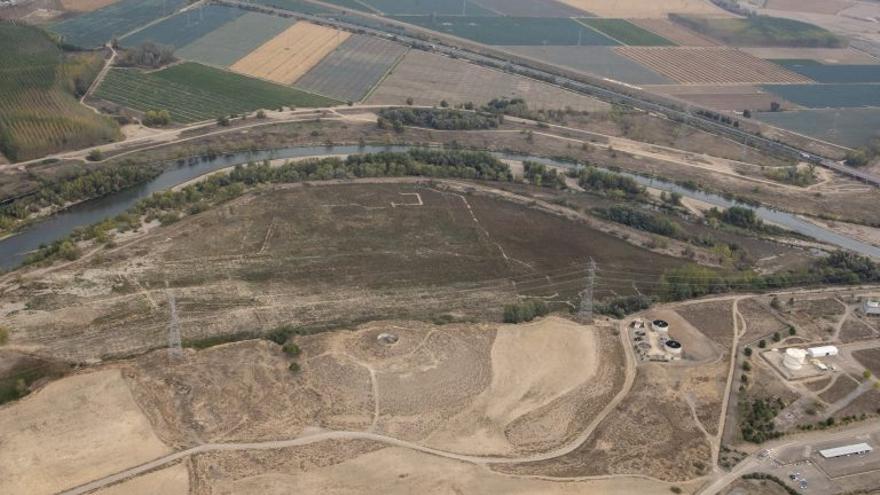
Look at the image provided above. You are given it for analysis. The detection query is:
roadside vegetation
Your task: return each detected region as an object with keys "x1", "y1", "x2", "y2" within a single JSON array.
[
  {"x1": 115, "y1": 42, "x2": 176, "y2": 68},
  {"x1": 844, "y1": 139, "x2": 880, "y2": 167},
  {"x1": 377, "y1": 107, "x2": 501, "y2": 131}
]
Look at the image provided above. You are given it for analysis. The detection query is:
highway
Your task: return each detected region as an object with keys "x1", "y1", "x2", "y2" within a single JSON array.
[{"x1": 225, "y1": 0, "x2": 880, "y2": 187}]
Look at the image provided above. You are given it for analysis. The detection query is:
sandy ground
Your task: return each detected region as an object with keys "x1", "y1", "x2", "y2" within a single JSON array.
[
  {"x1": 120, "y1": 123, "x2": 165, "y2": 140},
  {"x1": 556, "y1": 0, "x2": 730, "y2": 17},
  {"x1": 93, "y1": 463, "x2": 188, "y2": 495},
  {"x1": 425, "y1": 317, "x2": 598, "y2": 455},
  {"x1": 0, "y1": 369, "x2": 170, "y2": 495},
  {"x1": 213, "y1": 446, "x2": 685, "y2": 494}
]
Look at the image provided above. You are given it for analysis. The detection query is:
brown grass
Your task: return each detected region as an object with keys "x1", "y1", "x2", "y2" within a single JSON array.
[
  {"x1": 617, "y1": 47, "x2": 811, "y2": 84},
  {"x1": 60, "y1": 0, "x2": 119, "y2": 12},
  {"x1": 675, "y1": 300, "x2": 735, "y2": 349},
  {"x1": 840, "y1": 317, "x2": 878, "y2": 343},
  {"x1": 818, "y1": 374, "x2": 859, "y2": 403},
  {"x1": 230, "y1": 22, "x2": 349, "y2": 85},
  {"x1": 631, "y1": 18, "x2": 719, "y2": 46}
]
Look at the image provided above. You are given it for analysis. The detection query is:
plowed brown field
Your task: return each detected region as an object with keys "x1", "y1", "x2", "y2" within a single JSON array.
[
  {"x1": 556, "y1": 0, "x2": 730, "y2": 17},
  {"x1": 230, "y1": 21, "x2": 350, "y2": 85},
  {"x1": 617, "y1": 47, "x2": 812, "y2": 84},
  {"x1": 630, "y1": 18, "x2": 719, "y2": 46}
]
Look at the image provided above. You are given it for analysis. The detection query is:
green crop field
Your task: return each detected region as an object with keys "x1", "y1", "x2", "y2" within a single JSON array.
[
  {"x1": 577, "y1": 18, "x2": 675, "y2": 46},
  {"x1": 121, "y1": 4, "x2": 244, "y2": 50},
  {"x1": 367, "y1": 0, "x2": 495, "y2": 15},
  {"x1": 51, "y1": 0, "x2": 187, "y2": 48},
  {"x1": 762, "y1": 83, "x2": 880, "y2": 108},
  {"x1": 772, "y1": 60, "x2": 880, "y2": 83},
  {"x1": 0, "y1": 23, "x2": 120, "y2": 162},
  {"x1": 670, "y1": 14, "x2": 847, "y2": 48},
  {"x1": 394, "y1": 16, "x2": 617, "y2": 45},
  {"x1": 95, "y1": 63, "x2": 339, "y2": 123}
]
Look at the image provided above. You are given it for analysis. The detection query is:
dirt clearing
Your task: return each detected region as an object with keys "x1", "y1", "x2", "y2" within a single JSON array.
[
  {"x1": 230, "y1": 21, "x2": 350, "y2": 85},
  {"x1": 0, "y1": 369, "x2": 170, "y2": 495}
]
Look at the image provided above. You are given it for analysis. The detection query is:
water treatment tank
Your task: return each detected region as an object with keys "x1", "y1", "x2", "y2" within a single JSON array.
[{"x1": 783, "y1": 348, "x2": 807, "y2": 370}]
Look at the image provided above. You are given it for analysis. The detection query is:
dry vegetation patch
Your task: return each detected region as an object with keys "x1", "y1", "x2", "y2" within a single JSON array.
[
  {"x1": 818, "y1": 373, "x2": 860, "y2": 403},
  {"x1": 631, "y1": 18, "x2": 719, "y2": 46},
  {"x1": 840, "y1": 317, "x2": 879, "y2": 343},
  {"x1": 93, "y1": 463, "x2": 188, "y2": 495},
  {"x1": 675, "y1": 299, "x2": 735, "y2": 349},
  {"x1": 853, "y1": 348, "x2": 880, "y2": 378},
  {"x1": 738, "y1": 298, "x2": 791, "y2": 343},
  {"x1": 0, "y1": 369, "x2": 170, "y2": 495},
  {"x1": 60, "y1": 0, "x2": 119, "y2": 11}
]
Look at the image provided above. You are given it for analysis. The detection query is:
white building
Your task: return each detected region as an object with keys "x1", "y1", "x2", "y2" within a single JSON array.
[
  {"x1": 783, "y1": 348, "x2": 807, "y2": 370},
  {"x1": 820, "y1": 443, "x2": 873, "y2": 459},
  {"x1": 864, "y1": 300, "x2": 880, "y2": 316},
  {"x1": 651, "y1": 319, "x2": 670, "y2": 335},
  {"x1": 807, "y1": 346, "x2": 839, "y2": 358}
]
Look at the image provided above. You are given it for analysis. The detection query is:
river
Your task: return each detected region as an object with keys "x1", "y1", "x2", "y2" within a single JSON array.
[{"x1": 1, "y1": 145, "x2": 878, "y2": 270}]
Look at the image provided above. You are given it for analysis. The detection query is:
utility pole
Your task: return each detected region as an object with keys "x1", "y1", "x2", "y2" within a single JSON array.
[
  {"x1": 167, "y1": 289, "x2": 183, "y2": 360},
  {"x1": 578, "y1": 257, "x2": 597, "y2": 324}
]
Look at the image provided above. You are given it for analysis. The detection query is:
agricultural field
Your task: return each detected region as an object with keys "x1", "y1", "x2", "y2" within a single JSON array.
[
  {"x1": 315, "y1": 0, "x2": 378, "y2": 13},
  {"x1": 60, "y1": 0, "x2": 119, "y2": 12},
  {"x1": 772, "y1": 60, "x2": 880, "y2": 83},
  {"x1": 367, "y1": 50, "x2": 611, "y2": 111},
  {"x1": 761, "y1": 83, "x2": 880, "y2": 108},
  {"x1": 230, "y1": 22, "x2": 350, "y2": 85},
  {"x1": 473, "y1": 0, "x2": 586, "y2": 17},
  {"x1": 649, "y1": 85, "x2": 798, "y2": 112},
  {"x1": 94, "y1": 63, "x2": 337, "y2": 123},
  {"x1": 295, "y1": 34, "x2": 408, "y2": 102},
  {"x1": 631, "y1": 18, "x2": 718, "y2": 46},
  {"x1": 175, "y1": 11, "x2": 294, "y2": 68},
  {"x1": 392, "y1": 15, "x2": 617, "y2": 46},
  {"x1": 50, "y1": 0, "x2": 187, "y2": 48},
  {"x1": 119, "y1": 4, "x2": 244, "y2": 50},
  {"x1": 576, "y1": 18, "x2": 675, "y2": 46},
  {"x1": 670, "y1": 14, "x2": 848, "y2": 48},
  {"x1": 365, "y1": 0, "x2": 495, "y2": 15},
  {"x1": 617, "y1": 47, "x2": 811, "y2": 84},
  {"x1": 764, "y1": 0, "x2": 854, "y2": 15},
  {"x1": 555, "y1": 0, "x2": 730, "y2": 18},
  {"x1": 249, "y1": 0, "x2": 337, "y2": 15},
  {"x1": 0, "y1": 23, "x2": 120, "y2": 162},
  {"x1": 505, "y1": 46, "x2": 672, "y2": 85},
  {"x1": 742, "y1": 47, "x2": 879, "y2": 64}
]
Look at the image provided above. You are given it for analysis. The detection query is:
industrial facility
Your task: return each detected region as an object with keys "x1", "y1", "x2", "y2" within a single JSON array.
[
  {"x1": 630, "y1": 318, "x2": 684, "y2": 362},
  {"x1": 820, "y1": 443, "x2": 874, "y2": 459}
]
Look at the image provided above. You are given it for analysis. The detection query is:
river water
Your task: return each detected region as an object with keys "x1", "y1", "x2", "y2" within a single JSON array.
[{"x1": 1, "y1": 145, "x2": 878, "y2": 270}]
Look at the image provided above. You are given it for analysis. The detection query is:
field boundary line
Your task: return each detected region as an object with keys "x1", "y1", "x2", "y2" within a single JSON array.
[
  {"x1": 361, "y1": 47, "x2": 409, "y2": 103},
  {"x1": 572, "y1": 18, "x2": 625, "y2": 46}
]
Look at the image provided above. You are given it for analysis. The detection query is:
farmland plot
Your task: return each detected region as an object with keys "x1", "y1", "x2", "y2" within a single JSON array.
[
  {"x1": 772, "y1": 61, "x2": 880, "y2": 83},
  {"x1": 295, "y1": 35, "x2": 407, "y2": 102},
  {"x1": 555, "y1": 0, "x2": 730, "y2": 18},
  {"x1": 120, "y1": 4, "x2": 244, "y2": 50},
  {"x1": 60, "y1": 0, "x2": 119, "y2": 12},
  {"x1": 762, "y1": 83, "x2": 880, "y2": 108},
  {"x1": 649, "y1": 85, "x2": 796, "y2": 111},
  {"x1": 617, "y1": 47, "x2": 811, "y2": 84},
  {"x1": 95, "y1": 63, "x2": 337, "y2": 123},
  {"x1": 248, "y1": 0, "x2": 336, "y2": 15},
  {"x1": 577, "y1": 18, "x2": 675, "y2": 46},
  {"x1": 367, "y1": 50, "x2": 610, "y2": 111},
  {"x1": 364, "y1": 0, "x2": 495, "y2": 15},
  {"x1": 631, "y1": 18, "x2": 718, "y2": 46},
  {"x1": 504, "y1": 46, "x2": 672, "y2": 85},
  {"x1": 394, "y1": 15, "x2": 617, "y2": 45},
  {"x1": 230, "y1": 22, "x2": 350, "y2": 85},
  {"x1": 670, "y1": 14, "x2": 847, "y2": 48},
  {"x1": 742, "y1": 47, "x2": 879, "y2": 64},
  {"x1": 51, "y1": 0, "x2": 187, "y2": 48},
  {"x1": 471, "y1": 0, "x2": 587, "y2": 17},
  {"x1": 176, "y1": 12, "x2": 294, "y2": 67},
  {"x1": 756, "y1": 108, "x2": 880, "y2": 148}
]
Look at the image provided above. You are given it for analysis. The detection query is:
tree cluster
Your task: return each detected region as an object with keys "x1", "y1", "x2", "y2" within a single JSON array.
[
  {"x1": 377, "y1": 108, "x2": 500, "y2": 131},
  {"x1": 595, "y1": 294, "x2": 653, "y2": 319},
  {"x1": 117, "y1": 42, "x2": 176, "y2": 69},
  {"x1": 576, "y1": 166, "x2": 644, "y2": 197},
  {"x1": 522, "y1": 161, "x2": 566, "y2": 189},
  {"x1": 740, "y1": 396, "x2": 785, "y2": 443},
  {"x1": 502, "y1": 300, "x2": 549, "y2": 323},
  {"x1": 597, "y1": 205, "x2": 684, "y2": 239},
  {"x1": 142, "y1": 110, "x2": 171, "y2": 128}
]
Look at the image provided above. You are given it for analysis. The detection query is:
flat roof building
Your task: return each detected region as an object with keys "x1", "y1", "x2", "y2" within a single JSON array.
[
  {"x1": 864, "y1": 300, "x2": 880, "y2": 316},
  {"x1": 820, "y1": 443, "x2": 873, "y2": 459},
  {"x1": 807, "y1": 345, "x2": 839, "y2": 358}
]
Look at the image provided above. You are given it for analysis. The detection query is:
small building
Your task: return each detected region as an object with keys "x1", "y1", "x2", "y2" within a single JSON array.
[
  {"x1": 820, "y1": 443, "x2": 873, "y2": 459},
  {"x1": 864, "y1": 300, "x2": 880, "y2": 316},
  {"x1": 807, "y1": 345, "x2": 839, "y2": 358}
]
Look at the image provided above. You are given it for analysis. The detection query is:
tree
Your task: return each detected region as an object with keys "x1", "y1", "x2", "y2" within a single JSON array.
[
  {"x1": 117, "y1": 42, "x2": 175, "y2": 68},
  {"x1": 406, "y1": 97, "x2": 414, "y2": 105},
  {"x1": 439, "y1": 99, "x2": 449, "y2": 108},
  {"x1": 864, "y1": 370, "x2": 873, "y2": 380},
  {"x1": 217, "y1": 115, "x2": 230, "y2": 127},
  {"x1": 770, "y1": 296, "x2": 781, "y2": 310},
  {"x1": 86, "y1": 149, "x2": 104, "y2": 161},
  {"x1": 142, "y1": 110, "x2": 171, "y2": 127},
  {"x1": 770, "y1": 101, "x2": 781, "y2": 112},
  {"x1": 256, "y1": 110, "x2": 266, "y2": 119},
  {"x1": 758, "y1": 339, "x2": 767, "y2": 348},
  {"x1": 0, "y1": 325, "x2": 8, "y2": 346},
  {"x1": 772, "y1": 331, "x2": 781, "y2": 342},
  {"x1": 788, "y1": 326, "x2": 796, "y2": 336},
  {"x1": 742, "y1": 109, "x2": 752, "y2": 118}
]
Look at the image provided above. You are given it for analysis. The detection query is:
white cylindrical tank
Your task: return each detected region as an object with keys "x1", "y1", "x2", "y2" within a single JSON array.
[
  {"x1": 783, "y1": 348, "x2": 807, "y2": 370},
  {"x1": 652, "y1": 319, "x2": 670, "y2": 335},
  {"x1": 665, "y1": 339, "x2": 683, "y2": 356}
]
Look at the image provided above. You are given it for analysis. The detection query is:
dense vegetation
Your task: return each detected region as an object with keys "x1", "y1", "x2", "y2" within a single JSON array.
[
  {"x1": 844, "y1": 139, "x2": 880, "y2": 167},
  {"x1": 763, "y1": 164, "x2": 816, "y2": 186},
  {"x1": 503, "y1": 300, "x2": 550, "y2": 323},
  {"x1": 595, "y1": 294, "x2": 653, "y2": 319},
  {"x1": 739, "y1": 396, "x2": 785, "y2": 443},
  {"x1": 116, "y1": 42, "x2": 176, "y2": 68},
  {"x1": 670, "y1": 14, "x2": 846, "y2": 48},
  {"x1": 576, "y1": 166, "x2": 644, "y2": 197},
  {"x1": 522, "y1": 161, "x2": 566, "y2": 189},
  {"x1": 0, "y1": 23, "x2": 120, "y2": 161},
  {"x1": 596, "y1": 205, "x2": 684, "y2": 239},
  {"x1": 377, "y1": 108, "x2": 500, "y2": 131}
]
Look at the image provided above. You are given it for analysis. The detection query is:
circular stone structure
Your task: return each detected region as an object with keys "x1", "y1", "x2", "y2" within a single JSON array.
[
  {"x1": 665, "y1": 339, "x2": 683, "y2": 356},
  {"x1": 652, "y1": 319, "x2": 670, "y2": 335},
  {"x1": 377, "y1": 333, "x2": 399, "y2": 345},
  {"x1": 783, "y1": 348, "x2": 807, "y2": 370}
]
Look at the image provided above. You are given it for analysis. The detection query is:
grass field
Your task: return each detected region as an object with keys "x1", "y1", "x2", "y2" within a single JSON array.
[
  {"x1": 772, "y1": 61, "x2": 880, "y2": 83},
  {"x1": 394, "y1": 16, "x2": 617, "y2": 45},
  {"x1": 95, "y1": 63, "x2": 338, "y2": 122},
  {"x1": 756, "y1": 108, "x2": 880, "y2": 148},
  {"x1": 762, "y1": 83, "x2": 880, "y2": 108},
  {"x1": 230, "y1": 22, "x2": 350, "y2": 85},
  {"x1": 120, "y1": 4, "x2": 244, "y2": 50},
  {"x1": 505, "y1": 46, "x2": 671, "y2": 84},
  {"x1": 295, "y1": 34, "x2": 407, "y2": 102},
  {"x1": 366, "y1": 0, "x2": 495, "y2": 15},
  {"x1": 51, "y1": 0, "x2": 187, "y2": 48},
  {"x1": 176, "y1": 12, "x2": 294, "y2": 67},
  {"x1": 0, "y1": 24, "x2": 119, "y2": 162},
  {"x1": 670, "y1": 14, "x2": 848, "y2": 48},
  {"x1": 577, "y1": 18, "x2": 675, "y2": 46}
]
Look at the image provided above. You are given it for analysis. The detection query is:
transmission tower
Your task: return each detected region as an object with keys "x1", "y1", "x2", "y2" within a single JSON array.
[
  {"x1": 577, "y1": 258, "x2": 597, "y2": 324},
  {"x1": 167, "y1": 291, "x2": 183, "y2": 360}
]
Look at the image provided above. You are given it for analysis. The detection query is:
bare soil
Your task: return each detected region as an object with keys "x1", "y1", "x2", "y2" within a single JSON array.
[
  {"x1": 738, "y1": 298, "x2": 791, "y2": 344},
  {"x1": 93, "y1": 463, "x2": 188, "y2": 495},
  {"x1": 676, "y1": 300, "x2": 736, "y2": 349},
  {"x1": 818, "y1": 373, "x2": 860, "y2": 403},
  {"x1": 853, "y1": 348, "x2": 880, "y2": 378}
]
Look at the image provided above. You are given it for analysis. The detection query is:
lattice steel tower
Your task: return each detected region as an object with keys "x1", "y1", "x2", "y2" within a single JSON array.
[
  {"x1": 577, "y1": 258, "x2": 597, "y2": 324},
  {"x1": 167, "y1": 291, "x2": 183, "y2": 359}
]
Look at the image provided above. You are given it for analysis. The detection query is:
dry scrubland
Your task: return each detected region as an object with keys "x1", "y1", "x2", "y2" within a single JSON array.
[
  {"x1": 368, "y1": 51, "x2": 609, "y2": 111},
  {"x1": 0, "y1": 370, "x2": 170, "y2": 495},
  {"x1": 617, "y1": 47, "x2": 811, "y2": 84},
  {"x1": 1, "y1": 182, "x2": 682, "y2": 361},
  {"x1": 556, "y1": 0, "x2": 730, "y2": 17},
  {"x1": 93, "y1": 464, "x2": 188, "y2": 495},
  {"x1": 230, "y1": 22, "x2": 350, "y2": 85}
]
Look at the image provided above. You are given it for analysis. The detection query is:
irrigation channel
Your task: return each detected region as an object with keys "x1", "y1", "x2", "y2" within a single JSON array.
[{"x1": 1, "y1": 145, "x2": 879, "y2": 270}]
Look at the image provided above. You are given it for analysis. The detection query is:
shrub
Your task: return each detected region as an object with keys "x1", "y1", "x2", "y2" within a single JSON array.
[
  {"x1": 282, "y1": 342, "x2": 301, "y2": 357},
  {"x1": 288, "y1": 361, "x2": 301, "y2": 373},
  {"x1": 0, "y1": 326, "x2": 8, "y2": 346},
  {"x1": 86, "y1": 149, "x2": 104, "y2": 161},
  {"x1": 503, "y1": 300, "x2": 549, "y2": 323},
  {"x1": 142, "y1": 110, "x2": 171, "y2": 127}
]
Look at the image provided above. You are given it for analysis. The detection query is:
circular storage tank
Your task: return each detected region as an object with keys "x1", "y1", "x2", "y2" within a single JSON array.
[
  {"x1": 783, "y1": 348, "x2": 807, "y2": 370},
  {"x1": 652, "y1": 319, "x2": 670, "y2": 334},
  {"x1": 665, "y1": 339, "x2": 683, "y2": 356}
]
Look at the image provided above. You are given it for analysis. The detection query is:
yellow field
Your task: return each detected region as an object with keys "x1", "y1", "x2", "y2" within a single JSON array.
[
  {"x1": 60, "y1": 0, "x2": 119, "y2": 12},
  {"x1": 230, "y1": 21, "x2": 350, "y2": 85},
  {"x1": 556, "y1": 0, "x2": 731, "y2": 17}
]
